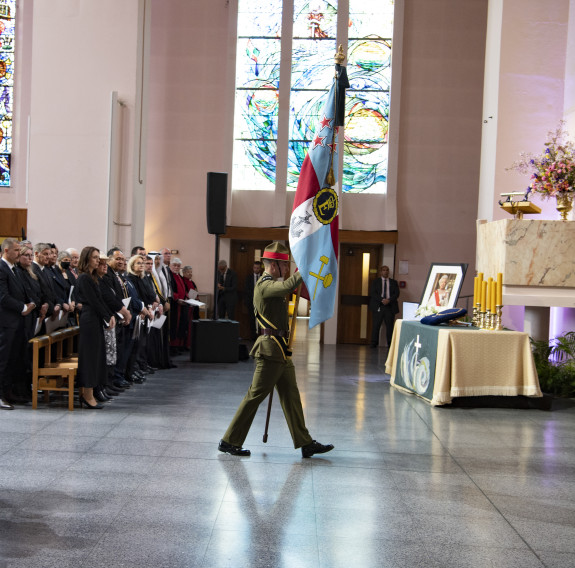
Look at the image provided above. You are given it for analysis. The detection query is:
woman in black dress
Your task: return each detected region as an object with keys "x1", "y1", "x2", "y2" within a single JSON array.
[{"x1": 76, "y1": 247, "x2": 116, "y2": 409}]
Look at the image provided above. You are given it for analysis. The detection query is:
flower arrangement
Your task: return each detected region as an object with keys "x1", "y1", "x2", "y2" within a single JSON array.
[
  {"x1": 414, "y1": 305, "x2": 439, "y2": 318},
  {"x1": 509, "y1": 121, "x2": 575, "y2": 198}
]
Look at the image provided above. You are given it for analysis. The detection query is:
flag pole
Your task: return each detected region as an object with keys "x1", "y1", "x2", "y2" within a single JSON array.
[{"x1": 262, "y1": 283, "x2": 302, "y2": 443}]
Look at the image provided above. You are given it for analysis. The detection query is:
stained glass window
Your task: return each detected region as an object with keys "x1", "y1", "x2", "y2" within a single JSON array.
[
  {"x1": 232, "y1": 0, "x2": 394, "y2": 194},
  {"x1": 287, "y1": 1, "x2": 337, "y2": 190},
  {"x1": 0, "y1": 0, "x2": 14, "y2": 187},
  {"x1": 232, "y1": 0, "x2": 283, "y2": 191},
  {"x1": 345, "y1": 0, "x2": 394, "y2": 194}
]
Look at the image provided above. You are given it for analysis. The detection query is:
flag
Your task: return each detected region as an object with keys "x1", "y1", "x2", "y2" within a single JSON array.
[{"x1": 289, "y1": 74, "x2": 342, "y2": 329}]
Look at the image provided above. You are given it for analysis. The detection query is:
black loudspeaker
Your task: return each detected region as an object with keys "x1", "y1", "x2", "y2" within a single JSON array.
[
  {"x1": 206, "y1": 172, "x2": 228, "y2": 235},
  {"x1": 190, "y1": 319, "x2": 239, "y2": 363}
]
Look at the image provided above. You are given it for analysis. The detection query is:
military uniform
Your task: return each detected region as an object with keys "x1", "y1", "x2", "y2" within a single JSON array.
[{"x1": 222, "y1": 269, "x2": 314, "y2": 449}]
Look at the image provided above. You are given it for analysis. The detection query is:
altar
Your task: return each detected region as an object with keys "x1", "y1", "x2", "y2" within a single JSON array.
[
  {"x1": 476, "y1": 218, "x2": 575, "y2": 308},
  {"x1": 476, "y1": 218, "x2": 575, "y2": 340},
  {"x1": 385, "y1": 320, "x2": 542, "y2": 406}
]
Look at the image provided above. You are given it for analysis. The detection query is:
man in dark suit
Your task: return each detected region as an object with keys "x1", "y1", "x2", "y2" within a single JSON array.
[
  {"x1": 104, "y1": 248, "x2": 134, "y2": 388},
  {"x1": 217, "y1": 260, "x2": 238, "y2": 319},
  {"x1": 0, "y1": 238, "x2": 36, "y2": 409},
  {"x1": 32, "y1": 242, "x2": 60, "y2": 319},
  {"x1": 369, "y1": 265, "x2": 399, "y2": 348},
  {"x1": 244, "y1": 260, "x2": 262, "y2": 340}
]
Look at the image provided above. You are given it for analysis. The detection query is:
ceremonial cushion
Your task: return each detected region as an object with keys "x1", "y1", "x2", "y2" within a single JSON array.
[{"x1": 420, "y1": 308, "x2": 467, "y2": 326}]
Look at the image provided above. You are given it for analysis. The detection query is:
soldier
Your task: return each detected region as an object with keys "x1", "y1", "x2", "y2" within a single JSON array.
[{"x1": 218, "y1": 242, "x2": 334, "y2": 458}]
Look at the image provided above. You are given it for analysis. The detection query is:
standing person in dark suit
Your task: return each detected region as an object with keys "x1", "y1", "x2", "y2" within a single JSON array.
[
  {"x1": 53, "y1": 250, "x2": 75, "y2": 323},
  {"x1": 244, "y1": 260, "x2": 262, "y2": 340},
  {"x1": 32, "y1": 242, "x2": 60, "y2": 320},
  {"x1": 103, "y1": 249, "x2": 133, "y2": 389},
  {"x1": 17, "y1": 244, "x2": 47, "y2": 337},
  {"x1": 0, "y1": 238, "x2": 36, "y2": 409},
  {"x1": 66, "y1": 248, "x2": 80, "y2": 278},
  {"x1": 217, "y1": 259, "x2": 238, "y2": 319},
  {"x1": 369, "y1": 265, "x2": 399, "y2": 348}
]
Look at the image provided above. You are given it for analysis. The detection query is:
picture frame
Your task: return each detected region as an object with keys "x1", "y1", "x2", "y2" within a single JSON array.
[{"x1": 419, "y1": 263, "x2": 468, "y2": 310}]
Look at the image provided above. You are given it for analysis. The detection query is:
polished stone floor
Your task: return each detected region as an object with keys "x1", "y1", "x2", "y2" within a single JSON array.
[{"x1": 1, "y1": 322, "x2": 574, "y2": 568}]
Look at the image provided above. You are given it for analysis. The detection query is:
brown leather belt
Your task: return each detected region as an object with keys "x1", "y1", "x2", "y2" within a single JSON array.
[{"x1": 261, "y1": 328, "x2": 288, "y2": 338}]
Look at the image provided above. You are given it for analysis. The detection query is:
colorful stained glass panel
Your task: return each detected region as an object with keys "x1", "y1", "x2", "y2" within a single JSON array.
[
  {"x1": 0, "y1": 0, "x2": 14, "y2": 187},
  {"x1": 287, "y1": 1, "x2": 337, "y2": 189},
  {"x1": 233, "y1": 0, "x2": 394, "y2": 195},
  {"x1": 344, "y1": 0, "x2": 394, "y2": 194},
  {"x1": 232, "y1": 0, "x2": 282, "y2": 191}
]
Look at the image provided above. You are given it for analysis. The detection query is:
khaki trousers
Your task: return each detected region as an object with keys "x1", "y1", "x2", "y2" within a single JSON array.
[{"x1": 223, "y1": 357, "x2": 313, "y2": 449}]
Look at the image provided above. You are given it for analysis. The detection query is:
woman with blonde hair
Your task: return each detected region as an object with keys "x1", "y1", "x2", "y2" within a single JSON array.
[
  {"x1": 123, "y1": 255, "x2": 151, "y2": 383},
  {"x1": 16, "y1": 244, "x2": 47, "y2": 337}
]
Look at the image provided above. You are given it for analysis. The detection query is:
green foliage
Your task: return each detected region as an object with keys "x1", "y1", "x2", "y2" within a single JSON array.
[{"x1": 531, "y1": 331, "x2": 575, "y2": 397}]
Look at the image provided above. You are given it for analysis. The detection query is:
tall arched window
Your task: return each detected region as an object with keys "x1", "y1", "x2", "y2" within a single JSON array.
[
  {"x1": 232, "y1": 0, "x2": 394, "y2": 194},
  {"x1": 0, "y1": 0, "x2": 14, "y2": 187}
]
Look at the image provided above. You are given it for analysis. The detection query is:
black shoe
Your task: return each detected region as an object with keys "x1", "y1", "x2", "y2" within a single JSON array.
[
  {"x1": 0, "y1": 398, "x2": 14, "y2": 410},
  {"x1": 105, "y1": 388, "x2": 119, "y2": 397},
  {"x1": 218, "y1": 439, "x2": 251, "y2": 456},
  {"x1": 301, "y1": 440, "x2": 334, "y2": 458},
  {"x1": 114, "y1": 381, "x2": 130, "y2": 389},
  {"x1": 6, "y1": 394, "x2": 30, "y2": 404},
  {"x1": 130, "y1": 374, "x2": 145, "y2": 384},
  {"x1": 144, "y1": 366, "x2": 155, "y2": 374},
  {"x1": 79, "y1": 397, "x2": 104, "y2": 409},
  {"x1": 94, "y1": 387, "x2": 111, "y2": 402},
  {"x1": 107, "y1": 385, "x2": 123, "y2": 393},
  {"x1": 169, "y1": 363, "x2": 178, "y2": 368}
]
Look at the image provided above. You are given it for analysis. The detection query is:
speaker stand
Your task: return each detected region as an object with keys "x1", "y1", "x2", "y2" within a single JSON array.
[{"x1": 213, "y1": 233, "x2": 220, "y2": 319}]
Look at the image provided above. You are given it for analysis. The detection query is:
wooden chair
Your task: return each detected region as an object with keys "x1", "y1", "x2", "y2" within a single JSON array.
[{"x1": 30, "y1": 331, "x2": 78, "y2": 411}]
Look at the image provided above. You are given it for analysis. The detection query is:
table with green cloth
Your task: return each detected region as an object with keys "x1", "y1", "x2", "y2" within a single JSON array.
[{"x1": 385, "y1": 320, "x2": 542, "y2": 406}]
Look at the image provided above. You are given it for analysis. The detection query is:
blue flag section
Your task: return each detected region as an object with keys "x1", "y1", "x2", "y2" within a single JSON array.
[
  {"x1": 289, "y1": 77, "x2": 341, "y2": 329},
  {"x1": 291, "y1": 221, "x2": 338, "y2": 329}
]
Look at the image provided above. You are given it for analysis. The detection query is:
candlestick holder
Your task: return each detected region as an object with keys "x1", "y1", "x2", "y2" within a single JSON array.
[
  {"x1": 472, "y1": 304, "x2": 479, "y2": 327},
  {"x1": 490, "y1": 311, "x2": 498, "y2": 330},
  {"x1": 479, "y1": 310, "x2": 486, "y2": 329},
  {"x1": 485, "y1": 311, "x2": 493, "y2": 330},
  {"x1": 495, "y1": 305, "x2": 503, "y2": 330}
]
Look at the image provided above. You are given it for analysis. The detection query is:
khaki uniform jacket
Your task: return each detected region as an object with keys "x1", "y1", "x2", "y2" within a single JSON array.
[{"x1": 250, "y1": 271, "x2": 302, "y2": 362}]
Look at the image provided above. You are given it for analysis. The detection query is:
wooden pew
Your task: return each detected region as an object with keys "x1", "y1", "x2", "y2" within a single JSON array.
[{"x1": 29, "y1": 327, "x2": 79, "y2": 411}]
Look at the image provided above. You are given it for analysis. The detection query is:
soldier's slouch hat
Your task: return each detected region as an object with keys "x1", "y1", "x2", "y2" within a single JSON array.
[{"x1": 262, "y1": 242, "x2": 290, "y2": 262}]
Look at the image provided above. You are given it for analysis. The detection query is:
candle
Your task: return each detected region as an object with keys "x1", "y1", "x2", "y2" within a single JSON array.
[
  {"x1": 496, "y1": 272, "x2": 503, "y2": 305},
  {"x1": 477, "y1": 273, "x2": 484, "y2": 308},
  {"x1": 491, "y1": 281, "x2": 497, "y2": 314},
  {"x1": 473, "y1": 276, "x2": 478, "y2": 305},
  {"x1": 481, "y1": 280, "x2": 487, "y2": 312}
]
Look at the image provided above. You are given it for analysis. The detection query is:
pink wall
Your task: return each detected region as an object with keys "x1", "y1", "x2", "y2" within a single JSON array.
[
  {"x1": 394, "y1": 0, "x2": 488, "y2": 307},
  {"x1": 24, "y1": 0, "x2": 142, "y2": 249},
  {"x1": 144, "y1": 0, "x2": 236, "y2": 293},
  {"x1": 491, "y1": 0, "x2": 569, "y2": 221}
]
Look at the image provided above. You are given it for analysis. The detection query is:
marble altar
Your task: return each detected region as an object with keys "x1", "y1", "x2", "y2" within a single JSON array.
[{"x1": 476, "y1": 219, "x2": 575, "y2": 308}]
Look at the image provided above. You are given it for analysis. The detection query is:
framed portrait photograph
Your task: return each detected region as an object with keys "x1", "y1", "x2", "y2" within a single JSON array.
[{"x1": 419, "y1": 263, "x2": 468, "y2": 310}]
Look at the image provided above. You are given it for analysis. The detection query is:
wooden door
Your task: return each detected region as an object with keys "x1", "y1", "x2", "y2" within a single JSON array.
[
  {"x1": 337, "y1": 244, "x2": 381, "y2": 344},
  {"x1": 230, "y1": 240, "x2": 269, "y2": 340}
]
